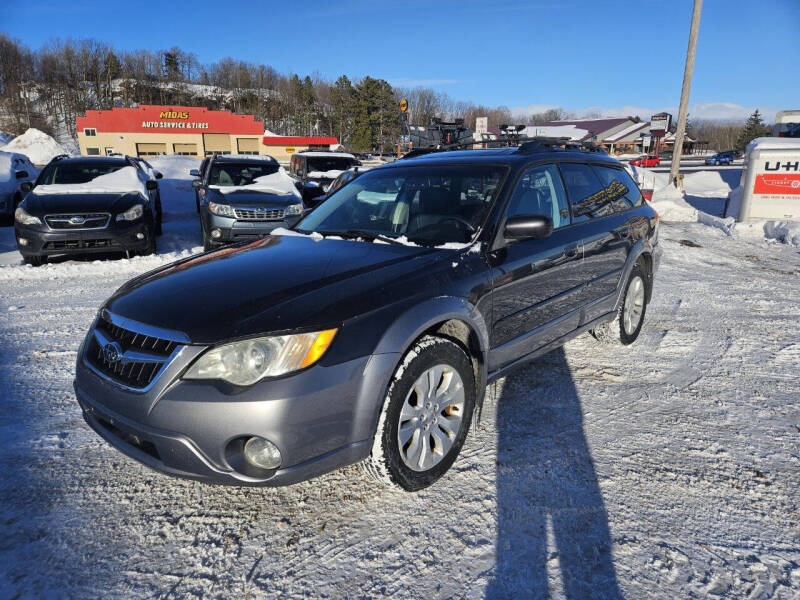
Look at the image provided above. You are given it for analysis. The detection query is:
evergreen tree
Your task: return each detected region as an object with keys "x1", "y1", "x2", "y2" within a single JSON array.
[
  {"x1": 330, "y1": 75, "x2": 354, "y2": 144},
  {"x1": 735, "y1": 109, "x2": 770, "y2": 151}
]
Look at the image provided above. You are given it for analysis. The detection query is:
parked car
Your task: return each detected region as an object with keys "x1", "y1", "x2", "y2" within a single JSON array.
[
  {"x1": 14, "y1": 155, "x2": 162, "y2": 265},
  {"x1": 704, "y1": 152, "x2": 735, "y2": 166},
  {"x1": 75, "y1": 141, "x2": 661, "y2": 491},
  {"x1": 629, "y1": 155, "x2": 661, "y2": 167},
  {"x1": 311, "y1": 167, "x2": 365, "y2": 205},
  {"x1": 191, "y1": 155, "x2": 304, "y2": 250},
  {"x1": 129, "y1": 156, "x2": 163, "y2": 234},
  {"x1": 289, "y1": 151, "x2": 360, "y2": 207},
  {"x1": 0, "y1": 151, "x2": 37, "y2": 221}
]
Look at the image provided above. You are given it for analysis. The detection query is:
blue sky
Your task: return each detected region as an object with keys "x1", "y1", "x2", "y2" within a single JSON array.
[{"x1": 2, "y1": 0, "x2": 798, "y2": 120}]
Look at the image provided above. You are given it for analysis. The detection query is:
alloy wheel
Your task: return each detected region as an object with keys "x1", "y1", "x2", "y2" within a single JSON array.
[
  {"x1": 398, "y1": 364, "x2": 465, "y2": 472},
  {"x1": 623, "y1": 275, "x2": 645, "y2": 335}
]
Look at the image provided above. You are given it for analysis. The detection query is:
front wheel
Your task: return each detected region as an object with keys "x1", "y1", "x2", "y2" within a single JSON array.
[
  {"x1": 591, "y1": 264, "x2": 649, "y2": 346},
  {"x1": 365, "y1": 336, "x2": 476, "y2": 491},
  {"x1": 23, "y1": 254, "x2": 45, "y2": 266}
]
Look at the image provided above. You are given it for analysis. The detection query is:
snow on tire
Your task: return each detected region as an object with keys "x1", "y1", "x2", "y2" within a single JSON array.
[
  {"x1": 591, "y1": 263, "x2": 649, "y2": 346},
  {"x1": 364, "y1": 335, "x2": 476, "y2": 491}
]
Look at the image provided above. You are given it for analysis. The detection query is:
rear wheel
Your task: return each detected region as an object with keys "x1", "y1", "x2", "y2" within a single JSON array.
[
  {"x1": 591, "y1": 263, "x2": 648, "y2": 346},
  {"x1": 364, "y1": 336, "x2": 475, "y2": 491}
]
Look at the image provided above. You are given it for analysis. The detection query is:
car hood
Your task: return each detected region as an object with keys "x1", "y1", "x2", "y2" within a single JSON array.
[
  {"x1": 107, "y1": 234, "x2": 447, "y2": 343},
  {"x1": 22, "y1": 191, "x2": 142, "y2": 215},
  {"x1": 205, "y1": 188, "x2": 301, "y2": 207}
]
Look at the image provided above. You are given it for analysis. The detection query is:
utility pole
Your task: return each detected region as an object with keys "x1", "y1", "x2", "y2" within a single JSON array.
[{"x1": 670, "y1": 0, "x2": 703, "y2": 187}]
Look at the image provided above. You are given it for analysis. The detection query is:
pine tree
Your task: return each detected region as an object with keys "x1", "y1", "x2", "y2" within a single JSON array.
[
  {"x1": 735, "y1": 109, "x2": 770, "y2": 151},
  {"x1": 330, "y1": 75, "x2": 354, "y2": 145}
]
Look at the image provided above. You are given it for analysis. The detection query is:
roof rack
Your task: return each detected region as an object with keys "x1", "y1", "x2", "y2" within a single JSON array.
[
  {"x1": 50, "y1": 154, "x2": 70, "y2": 162},
  {"x1": 400, "y1": 136, "x2": 608, "y2": 159}
]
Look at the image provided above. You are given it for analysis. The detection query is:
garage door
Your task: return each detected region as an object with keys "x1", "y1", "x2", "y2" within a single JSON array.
[
  {"x1": 203, "y1": 134, "x2": 231, "y2": 156},
  {"x1": 173, "y1": 143, "x2": 198, "y2": 156},
  {"x1": 237, "y1": 137, "x2": 260, "y2": 155},
  {"x1": 136, "y1": 143, "x2": 167, "y2": 157}
]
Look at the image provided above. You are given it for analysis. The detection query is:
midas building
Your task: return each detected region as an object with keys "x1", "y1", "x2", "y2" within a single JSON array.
[{"x1": 76, "y1": 105, "x2": 336, "y2": 161}]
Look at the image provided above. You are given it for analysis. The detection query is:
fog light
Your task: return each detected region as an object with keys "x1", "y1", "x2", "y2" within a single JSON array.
[
  {"x1": 135, "y1": 232, "x2": 145, "y2": 240},
  {"x1": 18, "y1": 238, "x2": 28, "y2": 246},
  {"x1": 243, "y1": 437, "x2": 282, "y2": 469},
  {"x1": 211, "y1": 228, "x2": 222, "y2": 239}
]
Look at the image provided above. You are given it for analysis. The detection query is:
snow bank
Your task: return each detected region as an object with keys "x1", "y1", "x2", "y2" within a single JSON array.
[
  {"x1": 649, "y1": 182, "x2": 698, "y2": 222},
  {"x1": 34, "y1": 166, "x2": 146, "y2": 196},
  {"x1": 683, "y1": 171, "x2": 732, "y2": 198},
  {"x1": 211, "y1": 168, "x2": 300, "y2": 197},
  {"x1": 0, "y1": 128, "x2": 69, "y2": 165},
  {"x1": 736, "y1": 220, "x2": 800, "y2": 248}
]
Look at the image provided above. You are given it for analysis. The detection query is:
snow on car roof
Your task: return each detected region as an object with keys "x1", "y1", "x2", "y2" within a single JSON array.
[{"x1": 34, "y1": 165, "x2": 147, "y2": 196}]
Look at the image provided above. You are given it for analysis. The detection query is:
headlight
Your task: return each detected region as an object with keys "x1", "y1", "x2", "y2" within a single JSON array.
[
  {"x1": 208, "y1": 201, "x2": 235, "y2": 217},
  {"x1": 183, "y1": 329, "x2": 337, "y2": 386},
  {"x1": 285, "y1": 203, "x2": 303, "y2": 216},
  {"x1": 305, "y1": 180, "x2": 319, "y2": 188},
  {"x1": 116, "y1": 204, "x2": 144, "y2": 222},
  {"x1": 14, "y1": 206, "x2": 42, "y2": 226}
]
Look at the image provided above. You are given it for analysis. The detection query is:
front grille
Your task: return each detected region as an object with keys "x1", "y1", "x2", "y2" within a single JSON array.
[
  {"x1": 85, "y1": 314, "x2": 181, "y2": 389},
  {"x1": 45, "y1": 213, "x2": 110, "y2": 230},
  {"x1": 44, "y1": 239, "x2": 119, "y2": 250},
  {"x1": 234, "y1": 207, "x2": 285, "y2": 221}
]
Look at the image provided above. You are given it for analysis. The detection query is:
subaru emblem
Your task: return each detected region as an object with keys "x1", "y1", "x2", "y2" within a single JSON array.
[
  {"x1": 70, "y1": 216, "x2": 86, "y2": 225},
  {"x1": 102, "y1": 342, "x2": 123, "y2": 364}
]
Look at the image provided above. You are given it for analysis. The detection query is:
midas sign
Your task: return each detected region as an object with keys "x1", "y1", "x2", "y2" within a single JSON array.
[{"x1": 160, "y1": 111, "x2": 189, "y2": 119}]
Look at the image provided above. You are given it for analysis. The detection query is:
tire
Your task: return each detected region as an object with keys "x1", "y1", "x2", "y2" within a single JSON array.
[
  {"x1": 23, "y1": 254, "x2": 45, "y2": 266},
  {"x1": 138, "y1": 230, "x2": 156, "y2": 256},
  {"x1": 591, "y1": 263, "x2": 649, "y2": 346},
  {"x1": 364, "y1": 335, "x2": 476, "y2": 491}
]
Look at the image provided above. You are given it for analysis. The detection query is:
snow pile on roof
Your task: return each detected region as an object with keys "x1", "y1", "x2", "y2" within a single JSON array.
[
  {"x1": 522, "y1": 125, "x2": 589, "y2": 140},
  {"x1": 746, "y1": 136, "x2": 800, "y2": 152},
  {"x1": 0, "y1": 128, "x2": 69, "y2": 165},
  {"x1": 211, "y1": 167, "x2": 300, "y2": 197},
  {"x1": 0, "y1": 131, "x2": 14, "y2": 146},
  {"x1": 307, "y1": 169, "x2": 345, "y2": 179},
  {"x1": 34, "y1": 166, "x2": 147, "y2": 196}
]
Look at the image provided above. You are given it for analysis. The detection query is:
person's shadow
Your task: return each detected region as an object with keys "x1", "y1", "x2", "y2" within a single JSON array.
[{"x1": 487, "y1": 347, "x2": 623, "y2": 599}]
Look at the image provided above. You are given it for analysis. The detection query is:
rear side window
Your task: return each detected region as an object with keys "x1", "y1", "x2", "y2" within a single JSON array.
[
  {"x1": 506, "y1": 164, "x2": 570, "y2": 228},
  {"x1": 558, "y1": 163, "x2": 610, "y2": 222},
  {"x1": 592, "y1": 165, "x2": 642, "y2": 209}
]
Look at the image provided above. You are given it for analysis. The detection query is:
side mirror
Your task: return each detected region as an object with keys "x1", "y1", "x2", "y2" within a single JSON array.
[
  {"x1": 191, "y1": 179, "x2": 202, "y2": 189},
  {"x1": 155, "y1": 171, "x2": 163, "y2": 179},
  {"x1": 293, "y1": 180, "x2": 303, "y2": 190},
  {"x1": 504, "y1": 215, "x2": 553, "y2": 241},
  {"x1": 15, "y1": 170, "x2": 29, "y2": 179},
  {"x1": 189, "y1": 169, "x2": 200, "y2": 177},
  {"x1": 20, "y1": 181, "x2": 33, "y2": 193},
  {"x1": 145, "y1": 180, "x2": 158, "y2": 190}
]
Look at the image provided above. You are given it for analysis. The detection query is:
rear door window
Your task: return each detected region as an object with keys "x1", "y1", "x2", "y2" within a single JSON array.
[
  {"x1": 591, "y1": 165, "x2": 642, "y2": 211},
  {"x1": 558, "y1": 162, "x2": 614, "y2": 222}
]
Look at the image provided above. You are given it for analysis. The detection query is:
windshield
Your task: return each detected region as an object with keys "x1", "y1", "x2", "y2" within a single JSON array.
[
  {"x1": 295, "y1": 164, "x2": 506, "y2": 245},
  {"x1": 306, "y1": 156, "x2": 357, "y2": 174},
  {"x1": 208, "y1": 163, "x2": 280, "y2": 186},
  {"x1": 37, "y1": 162, "x2": 125, "y2": 185}
]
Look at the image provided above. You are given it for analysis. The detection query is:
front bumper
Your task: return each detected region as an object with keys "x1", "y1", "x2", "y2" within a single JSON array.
[
  {"x1": 204, "y1": 213, "x2": 302, "y2": 243},
  {"x1": 15, "y1": 220, "x2": 151, "y2": 257},
  {"x1": 74, "y1": 336, "x2": 398, "y2": 486}
]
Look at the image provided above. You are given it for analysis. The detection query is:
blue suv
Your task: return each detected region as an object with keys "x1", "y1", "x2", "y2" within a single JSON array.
[{"x1": 704, "y1": 152, "x2": 735, "y2": 166}]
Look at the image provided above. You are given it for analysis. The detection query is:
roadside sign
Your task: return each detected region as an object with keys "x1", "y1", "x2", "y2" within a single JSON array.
[
  {"x1": 285, "y1": 147, "x2": 296, "y2": 154},
  {"x1": 650, "y1": 113, "x2": 672, "y2": 134},
  {"x1": 400, "y1": 99, "x2": 408, "y2": 113},
  {"x1": 642, "y1": 134, "x2": 652, "y2": 149}
]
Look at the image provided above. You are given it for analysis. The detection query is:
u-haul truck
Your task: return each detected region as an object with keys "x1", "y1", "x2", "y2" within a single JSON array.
[{"x1": 727, "y1": 137, "x2": 800, "y2": 222}]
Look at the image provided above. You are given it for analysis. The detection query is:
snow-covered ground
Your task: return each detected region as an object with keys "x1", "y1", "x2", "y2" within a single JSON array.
[{"x1": 0, "y1": 156, "x2": 799, "y2": 598}]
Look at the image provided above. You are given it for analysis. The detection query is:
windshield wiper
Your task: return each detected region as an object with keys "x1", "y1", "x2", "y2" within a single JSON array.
[{"x1": 317, "y1": 229, "x2": 405, "y2": 245}]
